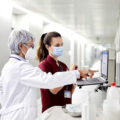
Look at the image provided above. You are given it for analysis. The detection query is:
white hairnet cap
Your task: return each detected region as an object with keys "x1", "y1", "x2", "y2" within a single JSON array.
[{"x1": 8, "y1": 29, "x2": 35, "y2": 54}]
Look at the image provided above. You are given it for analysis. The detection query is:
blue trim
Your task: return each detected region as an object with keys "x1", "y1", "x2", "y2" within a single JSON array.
[{"x1": 9, "y1": 57, "x2": 21, "y2": 61}]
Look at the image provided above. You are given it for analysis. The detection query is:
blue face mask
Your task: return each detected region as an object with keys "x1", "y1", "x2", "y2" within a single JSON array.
[{"x1": 52, "y1": 47, "x2": 63, "y2": 57}]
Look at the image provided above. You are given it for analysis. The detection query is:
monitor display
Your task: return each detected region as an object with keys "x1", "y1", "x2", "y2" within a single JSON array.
[{"x1": 101, "y1": 51, "x2": 109, "y2": 79}]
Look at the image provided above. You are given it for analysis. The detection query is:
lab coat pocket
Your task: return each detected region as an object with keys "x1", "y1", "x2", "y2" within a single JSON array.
[
  {"x1": 0, "y1": 104, "x2": 25, "y2": 120},
  {"x1": 1, "y1": 108, "x2": 25, "y2": 120}
]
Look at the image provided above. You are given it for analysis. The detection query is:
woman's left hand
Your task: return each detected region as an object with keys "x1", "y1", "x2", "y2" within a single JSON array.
[{"x1": 70, "y1": 65, "x2": 78, "y2": 71}]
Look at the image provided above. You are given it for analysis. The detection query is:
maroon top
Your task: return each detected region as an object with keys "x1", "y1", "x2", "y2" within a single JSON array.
[{"x1": 38, "y1": 55, "x2": 72, "y2": 112}]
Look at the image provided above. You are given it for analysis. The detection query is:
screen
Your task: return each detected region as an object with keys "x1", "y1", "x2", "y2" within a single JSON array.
[{"x1": 101, "y1": 51, "x2": 108, "y2": 78}]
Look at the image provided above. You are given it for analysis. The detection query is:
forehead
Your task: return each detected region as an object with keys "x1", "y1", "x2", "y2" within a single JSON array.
[{"x1": 51, "y1": 37, "x2": 63, "y2": 43}]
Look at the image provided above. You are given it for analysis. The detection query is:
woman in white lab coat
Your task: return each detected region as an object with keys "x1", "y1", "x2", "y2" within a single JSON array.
[{"x1": 0, "y1": 30, "x2": 96, "y2": 120}]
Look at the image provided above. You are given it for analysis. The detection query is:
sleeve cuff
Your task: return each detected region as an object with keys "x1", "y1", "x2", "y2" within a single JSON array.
[{"x1": 73, "y1": 70, "x2": 80, "y2": 79}]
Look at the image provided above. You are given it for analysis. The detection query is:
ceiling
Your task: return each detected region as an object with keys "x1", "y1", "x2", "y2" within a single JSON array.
[{"x1": 11, "y1": 0, "x2": 120, "y2": 39}]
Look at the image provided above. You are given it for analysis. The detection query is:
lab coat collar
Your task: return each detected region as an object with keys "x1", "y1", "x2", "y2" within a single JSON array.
[{"x1": 10, "y1": 54, "x2": 27, "y2": 62}]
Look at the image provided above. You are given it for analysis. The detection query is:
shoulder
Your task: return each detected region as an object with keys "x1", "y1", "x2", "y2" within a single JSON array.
[
  {"x1": 1, "y1": 59, "x2": 30, "y2": 77},
  {"x1": 38, "y1": 59, "x2": 51, "y2": 73},
  {"x1": 38, "y1": 59, "x2": 49, "y2": 68}
]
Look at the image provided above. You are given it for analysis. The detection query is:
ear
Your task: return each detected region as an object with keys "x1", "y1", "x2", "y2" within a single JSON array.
[
  {"x1": 45, "y1": 45, "x2": 49, "y2": 50},
  {"x1": 18, "y1": 42, "x2": 23, "y2": 50}
]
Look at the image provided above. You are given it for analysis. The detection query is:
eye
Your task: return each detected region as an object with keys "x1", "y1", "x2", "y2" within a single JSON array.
[
  {"x1": 25, "y1": 43, "x2": 34, "y2": 48},
  {"x1": 31, "y1": 44, "x2": 34, "y2": 48},
  {"x1": 55, "y1": 44, "x2": 60, "y2": 47}
]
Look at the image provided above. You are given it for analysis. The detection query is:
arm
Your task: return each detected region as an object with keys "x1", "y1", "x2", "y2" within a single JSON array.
[
  {"x1": 50, "y1": 87, "x2": 63, "y2": 95},
  {"x1": 20, "y1": 62, "x2": 77, "y2": 89},
  {"x1": 71, "y1": 85, "x2": 76, "y2": 94},
  {"x1": 20, "y1": 62, "x2": 97, "y2": 89}
]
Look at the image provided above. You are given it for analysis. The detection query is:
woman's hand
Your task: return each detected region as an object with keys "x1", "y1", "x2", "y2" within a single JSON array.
[{"x1": 70, "y1": 65, "x2": 78, "y2": 71}]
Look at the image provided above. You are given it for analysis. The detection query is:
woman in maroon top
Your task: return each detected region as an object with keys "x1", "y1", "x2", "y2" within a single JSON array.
[{"x1": 36, "y1": 32, "x2": 76, "y2": 112}]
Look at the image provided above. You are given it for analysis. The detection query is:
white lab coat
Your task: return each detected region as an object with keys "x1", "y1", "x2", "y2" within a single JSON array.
[{"x1": 0, "y1": 54, "x2": 77, "y2": 120}]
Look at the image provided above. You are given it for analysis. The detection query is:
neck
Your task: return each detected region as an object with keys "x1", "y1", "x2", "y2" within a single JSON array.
[
  {"x1": 19, "y1": 53, "x2": 25, "y2": 59},
  {"x1": 49, "y1": 53, "x2": 58, "y2": 62}
]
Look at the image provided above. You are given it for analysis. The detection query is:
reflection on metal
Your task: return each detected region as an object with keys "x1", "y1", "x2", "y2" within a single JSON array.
[
  {"x1": 115, "y1": 27, "x2": 120, "y2": 85},
  {"x1": 116, "y1": 63, "x2": 120, "y2": 86}
]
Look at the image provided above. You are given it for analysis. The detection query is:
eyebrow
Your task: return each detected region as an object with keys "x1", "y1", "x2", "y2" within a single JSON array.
[
  {"x1": 26, "y1": 42, "x2": 34, "y2": 45},
  {"x1": 56, "y1": 43, "x2": 63, "y2": 45}
]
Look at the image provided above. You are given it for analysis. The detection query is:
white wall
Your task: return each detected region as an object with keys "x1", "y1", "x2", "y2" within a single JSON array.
[
  {"x1": 12, "y1": 14, "x2": 29, "y2": 30},
  {"x1": 0, "y1": 0, "x2": 12, "y2": 72}
]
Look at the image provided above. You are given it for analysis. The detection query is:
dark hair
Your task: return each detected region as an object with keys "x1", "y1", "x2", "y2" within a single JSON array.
[{"x1": 36, "y1": 32, "x2": 61, "y2": 63}]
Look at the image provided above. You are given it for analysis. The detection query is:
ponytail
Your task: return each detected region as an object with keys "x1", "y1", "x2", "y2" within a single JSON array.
[{"x1": 36, "y1": 33, "x2": 48, "y2": 63}]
